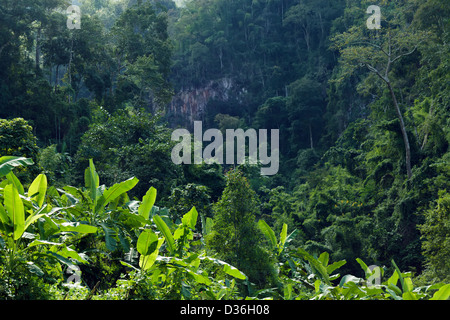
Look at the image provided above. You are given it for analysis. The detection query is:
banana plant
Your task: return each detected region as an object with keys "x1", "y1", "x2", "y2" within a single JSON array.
[
  {"x1": 296, "y1": 249, "x2": 347, "y2": 286},
  {"x1": 121, "y1": 196, "x2": 247, "y2": 299},
  {"x1": 0, "y1": 156, "x2": 34, "y2": 178},
  {"x1": 258, "y1": 220, "x2": 298, "y2": 257},
  {"x1": 383, "y1": 260, "x2": 450, "y2": 300},
  {"x1": 0, "y1": 156, "x2": 50, "y2": 247},
  {"x1": 0, "y1": 169, "x2": 96, "y2": 281},
  {"x1": 310, "y1": 258, "x2": 450, "y2": 300},
  {"x1": 55, "y1": 159, "x2": 141, "y2": 252}
]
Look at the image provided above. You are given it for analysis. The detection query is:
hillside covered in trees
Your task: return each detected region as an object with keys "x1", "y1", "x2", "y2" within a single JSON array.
[{"x1": 0, "y1": 0, "x2": 449, "y2": 300}]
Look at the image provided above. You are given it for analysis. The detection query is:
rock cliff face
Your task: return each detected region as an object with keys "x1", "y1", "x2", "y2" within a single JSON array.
[{"x1": 167, "y1": 78, "x2": 244, "y2": 129}]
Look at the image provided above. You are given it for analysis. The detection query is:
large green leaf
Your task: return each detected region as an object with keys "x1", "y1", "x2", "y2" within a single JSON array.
[
  {"x1": 198, "y1": 256, "x2": 247, "y2": 280},
  {"x1": 100, "y1": 223, "x2": 117, "y2": 251},
  {"x1": 356, "y1": 258, "x2": 370, "y2": 277},
  {"x1": 154, "y1": 255, "x2": 212, "y2": 285},
  {"x1": 223, "y1": 264, "x2": 246, "y2": 280},
  {"x1": 120, "y1": 260, "x2": 139, "y2": 271},
  {"x1": 387, "y1": 268, "x2": 399, "y2": 287},
  {"x1": 391, "y1": 260, "x2": 406, "y2": 293},
  {"x1": 28, "y1": 174, "x2": 48, "y2": 207},
  {"x1": 284, "y1": 283, "x2": 293, "y2": 300},
  {"x1": 38, "y1": 216, "x2": 59, "y2": 239},
  {"x1": 121, "y1": 210, "x2": 148, "y2": 228},
  {"x1": 327, "y1": 260, "x2": 347, "y2": 275},
  {"x1": 386, "y1": 287, "x2": 402, "y2": 300},
  {"x1": 47, "y1": 251, "x2": 78, "y2": 269},
  {"x1": 0, "y1": 203, "x2": 9, "y2": 225},
  {"x1": 60, "y1": 222, "x2": 98, "y2": 234},
  {"x1": 24, "y1": 204, "x2": 48, "y2": 232},
  {"x1": 280, "y1": 228, "x2": 298, "y2": 254},
  {"x1": 137, "y1": 229, "x2": 159, "y2": 256},
  {"x1": 4, "y1": 184, "x2": 25, "y2": 240},
  {"x1": 279, "y1": 223, "x2": 288, "y2": 249},
  {"x1": 96, "y1": 177, "x2": 139, "y2": 212},
  {"x1": 296, "y1": 248, "x2": 330, "y2": 285},
  {"x1": 26, "y1": 262, "x2": 44, "y2": 277},
  {"x1": 388, "y1": 283, "x2": 403, "y2": 296},
  {"x1": 430, "y1": 284, "x2": 450, "y2": 300},
  {"x1": 402, "y1": 292, "x2": 418, "y2": 300},
  {"x1": 27, "y1": 240, "x2": 63, "y2": 248},
  {"x1": 138, "y1": 186, "x2": 157, "y2": 220},
  {"x1": 201, "y1": 213, "x2": 213, "y2": 236},
  {"x1": 139, "y1": 250, "x2": 158, "y2": 270},
  {"x1": 153, "y1": 215, "x2": 175, "y2": 255},
  {"x1": 318, "y1": 252, "x2": 329, "y2": 267},
  {"x1": 61, "y1": 186, "x2": 84, "y2": 204},
  {"x1": 57, "y1": 245, "x2": 89, "y2": 264},
  {"x1": 85, "y1": 159, "x2": 99, "y2": 205},
  {"x1": 0, "y1": 156, "x2": 34, "y2": 177},
  {"x1": 182, "y1": 207, "x2": 198, "y2": 230},
  {"x1": 118, "y1": 229, "x2": 130, "y2": 252},
  {"x1": 6, "y1": 172, "x2": 24, "y2": 195},
  {"x1": 403, "y1": 277, "x2": 414, "y2": 293},
  {"x1": 339, "y1": 275, "x2": 362, "y2": 287},
  {"x1": 185, "y1": 269, "x2": 212, "y2": 285},
  {"x1": 258, "y1": 219, "x2": 277, "y2": 249},
  {"x1": 0, "y1": 203, "x2": 12, "y2": 236}
]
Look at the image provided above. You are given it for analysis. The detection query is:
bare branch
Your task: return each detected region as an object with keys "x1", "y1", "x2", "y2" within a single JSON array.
[
  {"x1": 348, "y1": 40, "x2": 390, "y2": 57},
  {"x1": 390, "y1": 46, "x2": 418, "y2": 64},
  {"x1": 365, "y1": 63, "x2": 388, "y2": 83}
]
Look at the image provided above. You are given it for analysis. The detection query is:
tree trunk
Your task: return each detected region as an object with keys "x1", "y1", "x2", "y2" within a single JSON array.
[
  {"x1": 35, "y1": 28, "x2": 41, "y2": 73},
  {"x1": 219, "y1": 47, "x2": 223, "y2": 70},
  {"x1": 302, "y1": 25, "x2": 311, "y2": 52},
  {"x1": 421, "y1": 104, "x2": 434, "y2": 150},
  {"x1": 387, "y1": 81, "x2": 412, "y2": 179},
  {"x1": 55, "y1": 64, "x2": 60, "y2": 91},
  {"x1": 67, "y1": 38, "x2": 74, "y2": 103},
  {"x1": 309, "y1": 124, "x2": 314, "y2": 150},
  {"x1": 318, "y1": 12, "x2": 325, "y2": 44}
]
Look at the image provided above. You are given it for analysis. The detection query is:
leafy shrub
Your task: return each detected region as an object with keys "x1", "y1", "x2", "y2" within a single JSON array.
[
  {"x1": 418, "y1": 190, "x2": 450, "y2": 283},
  {"x1": 206, "y1": 169, "x2": 277, "y2": 289},
  {"x1": 0, "y1": 157, "x2": 448, "y2": 300}
]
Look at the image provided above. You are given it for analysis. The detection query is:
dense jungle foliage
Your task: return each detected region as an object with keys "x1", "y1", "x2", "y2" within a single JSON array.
[{"x1": 0, "y1": 0, "x2": 449, "y2": 300}]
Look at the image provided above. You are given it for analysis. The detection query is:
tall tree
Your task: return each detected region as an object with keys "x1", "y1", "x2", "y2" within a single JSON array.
[
  {"x1": 287, "y1": 76, "x2": 325, "y2": 151},
  {"x1": 206, "y1": 169, "x2": 275, "y2": 288},
  {"x1": 331, "y1": 3, "x2": 428, "y2": 179},
  {"x1": 112, "y1": 1, "x2": 174, "y2": 109}
]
